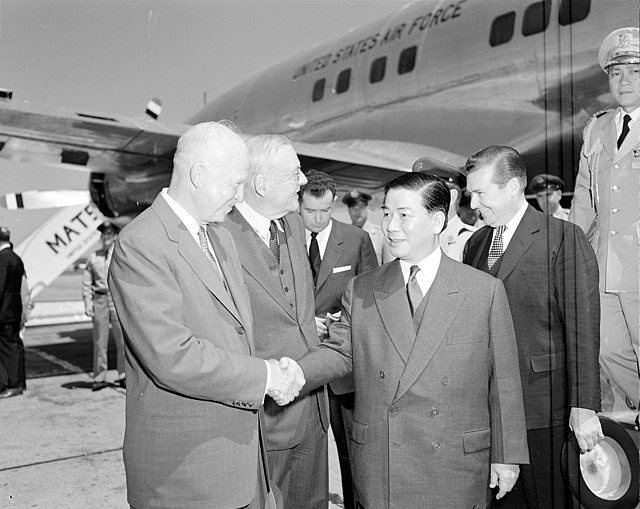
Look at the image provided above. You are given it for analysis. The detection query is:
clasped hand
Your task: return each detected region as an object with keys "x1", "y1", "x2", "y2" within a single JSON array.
[
  {"x1": 267, "y1": 357, "x2": 305, "y2": 405},
  {"x1": 490, "y1": 463, "x2": 519, "y2": 500},
  {"x1": 569, "y1": 407, "x2": 604, "y2": 452}
]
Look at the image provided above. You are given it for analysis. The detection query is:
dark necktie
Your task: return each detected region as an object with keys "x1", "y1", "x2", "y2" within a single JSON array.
[
  {"x1": 269, "y1": 220, "x2": 280, "y2": 264},
  {"x1": 309, "y1": 232, "x2": 321, "y2": 284},
  {"x1": 198, "y1": 226, "x2": 225, "y2": 287},
  {"x1": 487, "y1": 225, "x2": 506, "y2": 269},
  {"x1": 617, "y1": 114, "x2": 631, "y2": 149},
  {"x1": 406, "y1": 265, "x2": 423, "y2": 316}
]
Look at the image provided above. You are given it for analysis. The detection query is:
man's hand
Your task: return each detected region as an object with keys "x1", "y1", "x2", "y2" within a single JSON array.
[
  {"x1": 267, "y1": 357, "x2": 305, "y2": 405},
  {"x1": 569, "y1": 407, "x2": 603, "y2": 452},
  {"x1": 315, "y1": 316, "x2": 328, "y2": 340},
  {"x1": 84, "y1": 303, "x2": 94, "y2": 318},
  {"x1": 490, "y1": 463, "x2": 519, "y2": 500}
]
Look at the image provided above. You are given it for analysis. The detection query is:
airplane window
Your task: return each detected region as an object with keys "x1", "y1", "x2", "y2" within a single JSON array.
[
  {"x1": 522, "y1": 0, "x2": 551, "y2": 36},
  {"x1": 398, "y1": 46, "x2": 417, "y2": 75},
  {"x1": 336, "y1": 69, "x2": 351, "y2": 94},
  {"x1": 558, "y1": 0, "x2": 590, "y2": 26},
  {"x1": 490, "y1": 12, "x2": 516, "y2": 47},
  {"x1": 312, "y1": 78, "x2": 325, "y2": 102},
  {"x1": 370, "y1": 56, "x2": 387, "y2": 84}
]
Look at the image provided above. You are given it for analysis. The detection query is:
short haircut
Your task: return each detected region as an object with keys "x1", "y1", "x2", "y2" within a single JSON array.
[
  {"x1": 246, "y1": 134, "x2": 292, "y2": 178},
  {"x1": 464, "y1": 145, "x2": 527, "y2": 189},
  {"x1": 299, "y1": 169, "x2": 336, "y2": 201},
  {"x1": 383, "y1": 173, "x2": 450, "y2": 231},
  {"x1": 172, "y1": 121, "x2": 244, "y2": 174},
  {"x1": 0, "y1": 226, "x2": 10, "y2": 242}
]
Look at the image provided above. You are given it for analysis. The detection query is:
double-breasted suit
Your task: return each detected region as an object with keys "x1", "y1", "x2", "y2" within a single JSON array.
[
  {"x1": 569, "y1": 108, "x2": 640, "y2": 410},
  {"x1": 300, "y1": 254, "x2": 529, "y2": 509},
  {"x1": 223, "y1": 208, "x2": 329, "y2": 508},
  {"x1": 109, "y1": 196, "x2": 269, "y2": 509}
]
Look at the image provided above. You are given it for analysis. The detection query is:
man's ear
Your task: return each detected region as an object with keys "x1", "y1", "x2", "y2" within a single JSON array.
[
  {"x1": 190, "y1": 163, "x2": 202, "y2": 188},
  {"x1": 449, "y1": 188, "x2": 459, "y2": 208},
  {"x1": 254, "y1": 175, "x2": 266, "y2": 198},
  {"x1": 433, "y1": 210, "x2": 446, "y2": 235}
]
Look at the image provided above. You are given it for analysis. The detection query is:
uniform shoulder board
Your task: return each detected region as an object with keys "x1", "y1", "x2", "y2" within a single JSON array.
[{"x1": 594, "y1": 107, "x2": 613, "y2": 118}]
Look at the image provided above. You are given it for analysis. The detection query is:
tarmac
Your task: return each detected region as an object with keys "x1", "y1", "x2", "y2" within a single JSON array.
[{"x1": 0, "y1": 321, "x2": 346, "y2": 509}]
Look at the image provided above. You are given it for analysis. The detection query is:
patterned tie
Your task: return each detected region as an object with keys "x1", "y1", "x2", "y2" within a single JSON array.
[
  {"x1": 309, "y1": 232, "x2": 321, "y2": 284},
  {"x1": 269, "y1": 220, "x2": 280, "y2": 264},
  {"x1": 406, "y1": 265, "x2": 423, "y2": 316},
  {"x1": 617, "y1": 114, "x2": 631, "y2": 149},
  {"x1": 487, "y1": 225, "x2": 506, "y2": 269},
  {"x1": 198, "y1": 226, "x2": 224, "y2": 284}
]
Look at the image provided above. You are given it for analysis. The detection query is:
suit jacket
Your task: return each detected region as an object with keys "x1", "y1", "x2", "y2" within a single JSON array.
[
  {"x1": 299, "y1": 255, "x2": 529, "y2": 508},
  {"x1": 0, "y1": 246, "x2": 25, "y2": 324},
  {"x1": 223, "y1": 208, "x2": 329, "y2": 450},
  {"x1": 569, "y1": 108, "x2": 639, "y2": 293},
  {"x1": 464, "y1": 205, "x2": 601, "y2": 430},
  {"x1": 313, "y1": 219, "x2": 378, "y2": 316},
  {"x1": 109, "y1": 196, "x2": 268, "y2": 509}
]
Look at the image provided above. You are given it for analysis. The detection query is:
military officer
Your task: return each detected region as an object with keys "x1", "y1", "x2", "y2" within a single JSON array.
[
  {"x1": 530, "y1": 174, "x2": 570, "y2": 220},
  {"x1": 342, "y1": 190, "x2": 393, "y2": 264},
  {"x1": 569, "y1": 26, "x2": 640, "y2": 415}
]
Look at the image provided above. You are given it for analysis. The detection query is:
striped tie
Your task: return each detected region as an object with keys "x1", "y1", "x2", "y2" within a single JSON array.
[
  {"x1": 198, "y1": 226, "x2": 225, "y2": 286},
  {"x1": 406, "y1": 265, "x2": 423, "y2": 315}
]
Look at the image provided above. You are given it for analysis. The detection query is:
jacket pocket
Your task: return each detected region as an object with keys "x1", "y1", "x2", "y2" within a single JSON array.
[
  {"x1": 351, "y1": 419, "x2": 368, "y2": 445},
  {"x1": 530, "y1": 352, "x2": 560, "y2": 373},
  {"x1": 462, "y1": 427, "x2": 491, "y2": 453}
]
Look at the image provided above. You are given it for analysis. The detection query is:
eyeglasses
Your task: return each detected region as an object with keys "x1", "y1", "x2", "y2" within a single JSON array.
[{"x1": 263, "y1": 167, "x2": 302, "y2": 181}]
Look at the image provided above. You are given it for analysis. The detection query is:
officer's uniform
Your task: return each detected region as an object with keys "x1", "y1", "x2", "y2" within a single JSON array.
[
  {"x1": 530, "y1": 173, "x2": 570, "y2": 220},
  {"x1": 569, "y1": 27, "x2": 640, "y2": 412}
]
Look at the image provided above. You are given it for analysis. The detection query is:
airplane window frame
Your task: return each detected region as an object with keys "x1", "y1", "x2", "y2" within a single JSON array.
[
  {"x1": 490, "y1": 12, "x2": 516, "y2": 47},
  {"x1": 312, "y1": 78, "x2": 325, "y2": 102},
  {"x1": 398, "y1": 46, "x2": 417, "y2": 76},
  {"x1": 336, "y1": 69, "x2": 351, "y2": 94},
  {"x1": 370, "y1": 56, "x2": 387, "y2": 84},
  {"x1": 558, "y1": 0, "x2": 590, "y2": 26},
  {"x1": 522, "y1": 0, "x2": 551, "y2": 37}
]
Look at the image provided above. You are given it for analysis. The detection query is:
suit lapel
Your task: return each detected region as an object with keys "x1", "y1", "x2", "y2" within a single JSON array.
[
  {"x1": 394, "y1": 257, "x2": 464, "y2": 401},
  {"x1": 615, "y1": 117, "x2": 639, "y2": 162},
  {"x1": 495, "y1": 205, "x2": 538, "y2": 282},
  {"x1": 316, "y1": 221, "x2": 344, "y2": 291},
  {"x1": 152, "y1": 197, "x2": 242, "y2": 324},
  {"x1": 375, "y1": 261, "x2": 415, "y2": 362},
  {"x1": 228, "y1": 209, "x2": 296, "y2": 320},
  {"x1": 602, "y1": 113, "x2": 618, "y2": 161}
]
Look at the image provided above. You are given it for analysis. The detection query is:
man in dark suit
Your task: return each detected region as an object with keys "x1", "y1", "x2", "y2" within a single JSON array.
[
  {"x1": 298, "y1": 173, "x2": 529, "y2": 508},
  {"x1": 109, "y1": 122, "x2": 302, "y2": 509},
  {"x1": 298, "y1": 170, "x2": 378, "y2": 509},
  {"x1": 0, "y1": 227, "x2": 27, "y2": 398},
  {"x1": 222, "y1": 135, "x2": 329, "y2": 509},
  {"x1": 462, "y1": 145, "x2": 602, "y2": 508}
]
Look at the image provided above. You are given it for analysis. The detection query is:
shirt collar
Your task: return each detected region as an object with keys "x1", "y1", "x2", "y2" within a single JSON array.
[
  {"x1": 235, "y1": 201, "x2": 278, "y2": 245},
  {"x1": 161, "y1": 188, "x2": 201, "y2": 238},
  {"x1": 616, "y1": 107, "x2": 640, "y2": 125},
  {"x1": 399, "y1": 247, "x2": 442, "y2": 284},
  {"x1": 504, "y1": 200, "x2": 528, "y2": 235},
  {"x1": 305, "y1": 219, "x2": 332, "y2": 245}
]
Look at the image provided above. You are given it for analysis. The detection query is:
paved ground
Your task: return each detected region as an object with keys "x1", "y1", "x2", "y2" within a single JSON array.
[{"x1": 1, "y1": 322, "x2": 345, "y2": 509}]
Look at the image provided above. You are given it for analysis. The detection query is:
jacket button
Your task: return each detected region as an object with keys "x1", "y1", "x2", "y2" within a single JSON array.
[
  {"x1": 280, "y1": 269, "x2": 285, "y2": 275},
  {"x1": 612, "y1": 185, "x2": 619, "y2": 191},
  {"x1": 610, "y1": 230, "x2": 618, "y2": 236},
  {"x1": 612, "y1": 208, "x2": 619, "y2": 214},
  {"x1": 430, "y1": 407, "x2": 439, "y2": 417},
  {"x1": 284, "y1": 287, "x2": 290, "y2": 292},
  {"x1": 440, "y1": 376, "x2": 449, "y2": 385},
  {"x1": 431, "y1": 441, "x2": 441, "y2": 451},
  {"x1": 237, "y1": 326, "x2": 245, "y2": 334},
  {"x1": 379, "y1": 371, "x2": 385, "y2": 378},
  {"x1": 390, "y1": 405, "x2": 399, "y2": 415}
]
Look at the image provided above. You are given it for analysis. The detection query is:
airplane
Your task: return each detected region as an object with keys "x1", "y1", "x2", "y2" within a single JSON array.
[{"x1": 0, "y1": 0, "x2": 633, "y2": 219}]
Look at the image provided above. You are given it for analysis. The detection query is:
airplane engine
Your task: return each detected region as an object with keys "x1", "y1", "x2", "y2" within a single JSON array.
[{"x1": 90, "y1": 171, "x2": 170, "y2": 218}]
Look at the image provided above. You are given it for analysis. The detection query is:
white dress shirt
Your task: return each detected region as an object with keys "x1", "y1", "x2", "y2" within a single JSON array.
[{"x1": 399, "y1": 247, "x2": 442, "y2": 296}]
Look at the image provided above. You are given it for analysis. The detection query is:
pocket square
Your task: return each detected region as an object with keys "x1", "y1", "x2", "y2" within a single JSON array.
[{"x1": 333, "y1": 265, "x2": 352, "y2": 273}]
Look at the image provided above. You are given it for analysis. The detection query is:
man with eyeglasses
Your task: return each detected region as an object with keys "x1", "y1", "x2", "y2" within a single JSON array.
[{"x1": 223, "y1": 135, "x2": 330, "y2": 509}]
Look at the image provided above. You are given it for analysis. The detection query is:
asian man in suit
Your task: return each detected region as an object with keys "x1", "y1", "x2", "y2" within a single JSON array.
[
  {"x1": 298, "y1": 169, "x2": 378, "y2": 509},
  {"x1": 298, "y1": 172, "x2": 529, "y2": 509},
  {"x1": 108, "y1": 122, "x2": 303, "y2": 509},
  {"x1": 222, "y1": 135, "x2": 329, "y2": 509},
  {"x1": 463, "y1": 145, "x2": 602, "y2": 509}
]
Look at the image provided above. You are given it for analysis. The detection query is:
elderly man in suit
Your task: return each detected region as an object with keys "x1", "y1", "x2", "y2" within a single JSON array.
[
  {"x1": 222, "y1": 135, "x2": 329, "y2": 509},
  {"x1": 0, "y1": 227, "x2": 27, "y2": 399},
  {"x1": 298, "y1": 169, "x2": 378, "y2": 509},
  {"x1": 463, "y1": 145, "x2": 602, "y2": 509},
  {"x1": 569, "y1": 27, "x2": 640, "y2": 415},
  {"x1": 109, "y1": 122, "x2": 303, "y2": 509},
  {"x1": 298, "y1": 172, "x2": 529, "y2": 509}
]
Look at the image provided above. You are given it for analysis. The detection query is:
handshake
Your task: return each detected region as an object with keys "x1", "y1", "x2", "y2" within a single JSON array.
[{"x1": 267, "y1": 357, "x2": 306, "y2": 405}]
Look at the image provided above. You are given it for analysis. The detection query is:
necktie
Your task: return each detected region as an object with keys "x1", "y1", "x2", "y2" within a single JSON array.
[
  {"x1": 269, "y1": 220, "x2": 280, "y2": 264},
  {"x1": 309, "y1": 232, "x2": 321, "y2": 284},
  {"x1": 487, "y1": 225, "x2": 506, "y2": 269},
  {"x1": 406, "y1": 265, "x2": 423, "y2": 316},
  {"x1": 198, "y1": 226, "x2": 224, "y2": 283},
  {"x1": 617, "y1": 114, "x2": 631, "y2": 149}
]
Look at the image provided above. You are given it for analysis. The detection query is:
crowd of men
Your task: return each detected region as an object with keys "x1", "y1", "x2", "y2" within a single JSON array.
[{"x1": 3, "y1": 25, "x2": 636, "y2": 509}]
